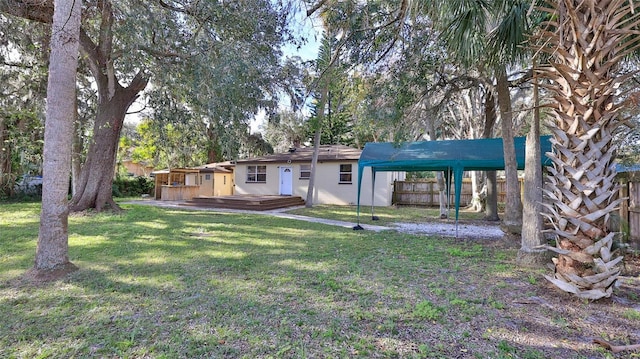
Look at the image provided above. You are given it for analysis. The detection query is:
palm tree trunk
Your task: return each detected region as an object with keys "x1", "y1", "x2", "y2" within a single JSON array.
[
  {"x1": 518, "y1": 59, "x2": 549, "y2": 266},
  {"x1": 483, "y1": 90, "x2": 499, "y2": 221},
  {"x1": 35, "y1": 0, "x2": 81, "y2": 272},
  {"x1": 306, "y1": 80, "x2": 329, "y2": 208},
  {"x1": 536, "y1": 0, "x2": 630, "y2": 299},
  {"x1": 306, "y1": 127, "x2": 321, "y2": 207},
  {"x1": 496, "y1": 66, "x2": 521, "y2": 232}
]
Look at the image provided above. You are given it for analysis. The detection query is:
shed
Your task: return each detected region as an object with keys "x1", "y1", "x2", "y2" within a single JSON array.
[
  {"x1": 355, "y1": 136, "x2": 553, "y2": 230},
  {"x1": 194, "y1": 162, "x2": 235, "y2": 197}
]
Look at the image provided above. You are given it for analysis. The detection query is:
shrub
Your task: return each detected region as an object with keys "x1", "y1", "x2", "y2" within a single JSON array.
[{"x1": 112, "y1": 176, "x2": 154, "y2": 197}]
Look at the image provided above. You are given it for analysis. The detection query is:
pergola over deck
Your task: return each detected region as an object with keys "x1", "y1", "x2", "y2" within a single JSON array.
[
  {"x1": 355, "y1": 136, "x2": 553, "y2": 230},
  {"x1": 152, "y1": 168, "x2": 200, "y2": 200}
]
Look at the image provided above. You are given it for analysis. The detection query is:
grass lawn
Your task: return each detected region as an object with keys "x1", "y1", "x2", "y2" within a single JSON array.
[{"x1": 1, "y1": 201, "x2": 638, "y2": 358}]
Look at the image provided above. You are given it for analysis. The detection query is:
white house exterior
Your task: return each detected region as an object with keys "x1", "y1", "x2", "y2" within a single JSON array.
[{"x1": 234, "y1": 145, "x2": 404, "y2": 206}]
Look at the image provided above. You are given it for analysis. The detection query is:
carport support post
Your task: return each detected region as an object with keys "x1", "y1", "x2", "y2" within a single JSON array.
[
  {"x1": 454, "y1": 166, "x2": 464, "y2": 238},
  {"x1": 353, "y1": 163, "x2": 365, "y2": 230},
  {"x1": 371, "y1": 170, "x2": 378, "y2": 220},
  {"x1": 446, "y1": 167, "x2": 452, "y2": 219}
]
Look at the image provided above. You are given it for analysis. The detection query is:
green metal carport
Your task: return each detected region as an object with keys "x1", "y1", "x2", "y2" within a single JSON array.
[{"x1": 355, "y1": 136, "x2": 553, "y2": 232}]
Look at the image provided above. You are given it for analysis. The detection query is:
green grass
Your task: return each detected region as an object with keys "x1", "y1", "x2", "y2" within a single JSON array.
[
  {"x1": 0, "y1": 202, "x2": 634, "y2": 358},
  {"x1": 285, "y1": 204, "x2": 486, "y2": 226}
]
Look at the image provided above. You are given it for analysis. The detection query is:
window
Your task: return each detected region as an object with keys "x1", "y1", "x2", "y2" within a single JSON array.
[
  {"x1": 300, "y1": 164, "x2": 311, "y2": 179},
  {"x1": 339, "y1": 164, "x2": 352, "y2": 184},
  {"x1": 205, "y1": 174, "x2": 211, "y2": 180},
  {"x1": 247, "y1": 165, "x2": 267, "y2": 183}
]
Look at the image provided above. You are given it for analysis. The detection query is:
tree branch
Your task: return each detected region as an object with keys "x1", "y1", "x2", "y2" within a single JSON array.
[
  {"x1": 0, "y1": 0, "x2": 54, "y2": 23},
  {"x1": 306, "y1": 0, "x2": 330, "y2": 17},
  {"x1": 1, "y1": 60, "x2": 36, "y2": 69},
  {"x1": 79, "y1": 28, "x2": 106, "y2": 94}
]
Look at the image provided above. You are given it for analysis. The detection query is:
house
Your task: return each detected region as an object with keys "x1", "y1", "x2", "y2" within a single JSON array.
[
  {"x1": 234, "y1": 145, "x2": 403, "y2": 206},
  {"x1": 120, "y1": 159, "x2": 154, "y2": 177},
  {"x1": 151, "y1": 162, "x2": 234, "y2": 200}
]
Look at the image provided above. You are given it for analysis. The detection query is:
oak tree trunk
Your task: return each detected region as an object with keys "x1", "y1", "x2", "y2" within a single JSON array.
[
  {"x1": 35, "y1": 0, "x2": 81, "y2": 272},
  {"x1": 70, "y1": 89, "x2": 139, "y2": 212},
  {"x1": 71, "y1": 98, "x2": 82, "y2": 196},
  {"x1": 0, "y1": 118, "x2": 13, "y2": 197},
  {"x1": 68, "y1": 1, "x2": 147, "y2": 212},
  {"x1": 436, "y1": 172, "x2": 448, "y2": 218}
]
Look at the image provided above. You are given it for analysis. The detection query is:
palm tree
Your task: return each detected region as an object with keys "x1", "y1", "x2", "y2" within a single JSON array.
[
  {"x1": 535, "y1": 0, "x2": 638, "y2": 299},
  {"x1": 431, "y1": 0, "x2": 534, "y2": 234},
  {"x1": 35, "y1": 0, "x2": 82, "y2": 273}
]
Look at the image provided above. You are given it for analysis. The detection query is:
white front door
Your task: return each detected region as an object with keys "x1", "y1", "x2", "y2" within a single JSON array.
[{"x1": 279, "y1": 166, "x2": 293, "y2": 196}]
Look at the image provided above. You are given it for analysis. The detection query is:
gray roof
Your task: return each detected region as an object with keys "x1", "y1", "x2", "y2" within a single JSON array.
[
  {"x1": 236, "y1": 145, "x2": 361, "y2": 164},
  {"x1": 194, "y1": 161, "x2": 234, "y2": 173}
]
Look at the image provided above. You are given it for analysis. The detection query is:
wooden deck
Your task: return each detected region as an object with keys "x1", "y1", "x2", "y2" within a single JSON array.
[{"x1": 185, "y1": 195, "x2": 305, "y2": 211}]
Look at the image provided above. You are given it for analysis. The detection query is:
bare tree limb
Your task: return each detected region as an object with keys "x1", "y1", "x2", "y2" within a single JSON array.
[
  {"x1": 593, "y1": 339, "x2": 640, "y2": 354},
  {"x1": 306, "y1": 0, "x2": 330, "y2": 17}
]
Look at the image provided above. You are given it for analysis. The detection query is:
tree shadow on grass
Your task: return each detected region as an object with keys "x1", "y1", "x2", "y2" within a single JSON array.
[{"x1": 1, "y1": 204, "x2": 638, "y2": 358}]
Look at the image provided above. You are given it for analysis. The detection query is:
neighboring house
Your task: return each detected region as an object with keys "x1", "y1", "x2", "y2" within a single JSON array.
[
  {"x1": 151, "y1": 162, "x2": 234, "y2": 200},
  {"x1": 120, "y1": 159, "x2": 154, "y2": 177},
  {"x1": 234, "y1": 145, "x2": 403, "y2": 206}
]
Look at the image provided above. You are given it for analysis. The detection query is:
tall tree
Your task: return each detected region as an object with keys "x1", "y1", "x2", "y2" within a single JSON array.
[
  {"x1": 1, "y1": 0, "x2": 291, "y2": 211},
  {"x1": 305, "y1": 31, "x2": 336, "y2": 207},
  {"x1": 34, "y1": 0, "x2": 81, "y2": 273},
  {"x1": 432, "y1": 0, "x2": 535, "y2": 234},
  {"x1": 537, "y1": 0, "x2": 637, "y2": 299},
  {"x1": 518, "y1": 57, "x2": 548, "y2": 266}
]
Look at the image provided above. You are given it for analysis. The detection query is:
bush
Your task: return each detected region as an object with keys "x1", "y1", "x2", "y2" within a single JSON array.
[{"x1": 112, "y1": 176, "x2": 154, "y2": 197}]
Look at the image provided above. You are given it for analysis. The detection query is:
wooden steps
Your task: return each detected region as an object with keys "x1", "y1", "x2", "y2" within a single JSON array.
[{"x1": 185, "y1": 195, "x2": 305, "y2": 211}]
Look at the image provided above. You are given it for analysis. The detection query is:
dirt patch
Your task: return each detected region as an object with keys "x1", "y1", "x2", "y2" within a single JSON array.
[
  {"x1": 392, "y1": 221, "x2": 505, "y2": 239},
  {"x1": 14, "y1": 262, "x2": 79, "y2": 286},
  {"x1": 449, "y1": 240, "x2": 640, "y2": 357}
]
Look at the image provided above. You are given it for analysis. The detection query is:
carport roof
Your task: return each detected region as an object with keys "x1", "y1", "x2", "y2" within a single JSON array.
[
  {"x1": 358, "y1": 136, "x2": 552, "y2": 172},
  {"x1": 355, "y1": 136, "x2": 553, "y2": 233}
]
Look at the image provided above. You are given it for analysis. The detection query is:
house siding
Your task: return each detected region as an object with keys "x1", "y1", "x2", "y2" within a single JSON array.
[
  {"x1": 234, "y1": 161, "x2": 403, "y2": 206},
  {"x1": 214, "y1": 172, "x2": 234, "y2": 196},
  {"x1": 186, "y1": 171, "x2": 234, "y2": 197}
]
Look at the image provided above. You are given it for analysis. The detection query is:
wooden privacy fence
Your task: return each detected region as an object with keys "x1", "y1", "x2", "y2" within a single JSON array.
[
  {"x1": 392, "y1": 178, "x2": 522, "y2": 207},
  {"x1": 617, "y1": 178, "x2": 640, "y2": 249},
  {"x1": 394, "y1": 178, "x2": 639, "y2": 249}
]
